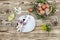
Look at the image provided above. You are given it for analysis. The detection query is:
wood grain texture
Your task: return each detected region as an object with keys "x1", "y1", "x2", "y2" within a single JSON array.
[{"x1": 0, "y1": 0, "x2": 60, "y2": 40}]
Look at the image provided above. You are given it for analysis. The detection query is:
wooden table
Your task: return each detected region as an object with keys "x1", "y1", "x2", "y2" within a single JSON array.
[{"x1": 0, "y1": 0, "x2": 60, "y2": 40}]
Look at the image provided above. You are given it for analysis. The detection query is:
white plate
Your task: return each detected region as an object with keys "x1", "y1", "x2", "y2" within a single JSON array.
[{"x1": 17, "y1": 15, "x2": 36, "y2": 32}]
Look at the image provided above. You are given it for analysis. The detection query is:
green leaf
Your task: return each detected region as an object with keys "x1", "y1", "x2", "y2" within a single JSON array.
[
  {"x1": 38, "y1": 0, "x2": 45, "y2": 3},
  {"x1": 46, "y1": 25, "x2": 52, "y2": 32}
]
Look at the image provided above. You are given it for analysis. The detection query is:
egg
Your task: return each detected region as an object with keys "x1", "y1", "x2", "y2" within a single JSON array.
[
  {"x1": 45, "y1": 4, "x2": 50, "y2": 8},
  {"x1": 41, "y1": 4, "x2": 46, "y2": 10},
  {"x1": 40, "y1": 10, "x2": 45, "y2": 15},
  {"x1": 28, "y1": 8, "x2": 33, "y2": 12},
  {"x1": 38, "y1": 7, "x2": 42, "y2": 11}
]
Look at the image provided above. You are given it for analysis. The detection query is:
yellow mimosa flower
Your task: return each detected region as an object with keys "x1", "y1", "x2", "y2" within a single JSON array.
[
  {"x1": 8, "y1": 13, "x2": 15, "y2": 21},
  {"x1": 41, "y1": 23, "x2": 47, "y2": 30}
]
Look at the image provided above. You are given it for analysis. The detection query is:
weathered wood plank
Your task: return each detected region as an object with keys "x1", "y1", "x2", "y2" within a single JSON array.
[{"x1": 0, "y1": 0, "x2": 60, "y2": 40}]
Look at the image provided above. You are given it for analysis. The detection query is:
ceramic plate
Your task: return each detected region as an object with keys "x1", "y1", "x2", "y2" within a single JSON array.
[{"x1": 17, "y1": 15, "x2": 35, "y2": 32}]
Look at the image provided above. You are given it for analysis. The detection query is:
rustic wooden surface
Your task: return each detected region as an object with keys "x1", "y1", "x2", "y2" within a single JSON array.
[{"x1": 0, "y1": 0, "x2": 60, "y2": 40}]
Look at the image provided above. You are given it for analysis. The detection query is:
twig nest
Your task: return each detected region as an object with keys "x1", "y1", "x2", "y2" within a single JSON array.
[{"x1": 37, "y1": 3, "x2": 51, "y2": 15}]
